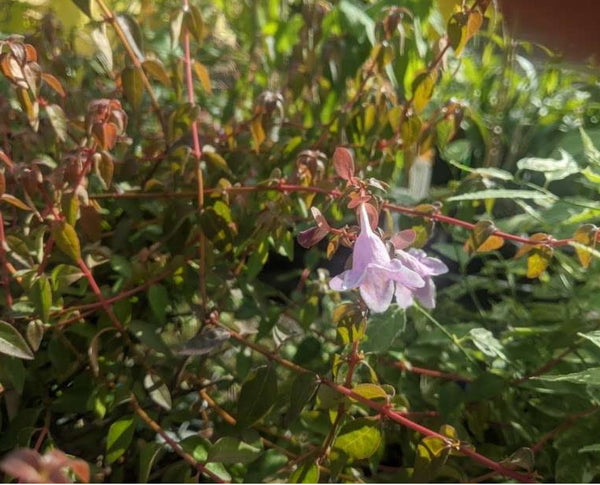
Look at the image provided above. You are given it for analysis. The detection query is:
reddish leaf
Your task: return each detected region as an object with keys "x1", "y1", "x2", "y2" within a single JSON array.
[
  {"x1": 390, "y1": 229, "x2": 416, "y2": 250},
  {"x1": 297, "y1": 226, "x2": 328, "y2": 248},
  {"x1": 333, "y1": 147, "x2": 355, "y2": 181}
]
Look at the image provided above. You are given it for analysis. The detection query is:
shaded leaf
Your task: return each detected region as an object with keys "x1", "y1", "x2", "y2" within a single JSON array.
[
  {"x1": 207, "y1": 437, "x2": 261, "y2": 464},
  {"x1": 362, "y1": 307, "x2": 405, "y2": 353},
  {"x1": 122, "y1": 67, "x2": 144, "y2": 112},
  {"x1": 0, "y1": 321, "x2": 34, "y2": 360},
  {"x1": 284, "y1": 372, "x2": 319, "y2": 425},
  {"x1": 138, "y1": 441, "x2": 163, "y2": 483},
  {"x1": 237, "y1": 365, "x2": 278, "y2": 427},
  {"x1": 534, "y1": 367, "x2": 600, "y2": 386}
]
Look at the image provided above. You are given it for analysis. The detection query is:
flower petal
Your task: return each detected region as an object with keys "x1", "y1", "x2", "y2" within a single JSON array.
[
  {"x1": 414, "y1": 278, "x2": 437, "y2": 308},
  {"x1": 329, "y1": 268, "x2": 366, "y2": 291},
  {"x1": 385, "y1": 259, "x2": 425, "y2": 288},
  {"x1": 394, "y1": 284, "x2": 414, "y2": 309},
  {"x1": 359, "y1": 270, "x2": 394, "y2": 313}
]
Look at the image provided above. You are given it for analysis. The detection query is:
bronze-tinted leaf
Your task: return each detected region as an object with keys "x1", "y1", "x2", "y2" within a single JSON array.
[
  {"x1": 143, "y1": 58, "x2": 171, "y2": 86},
  {"x1": 465, "y1": 220, "x2": 504, "y2": 253},
  {"x1": 250, "y1": 116, "x2": 266, "y2": 152},
  {"x1": 573, "y1": 224, "x2": 598, "y2": 268},
  {"x1": 193, "y1": 61, "x2": 212, "y2": 93},
  {"x1": 332, "y1": 146, "x2": 355, "y2": 181},
  {"x1": 42, "y1": 73, "x2": 66, "y2": 98}
]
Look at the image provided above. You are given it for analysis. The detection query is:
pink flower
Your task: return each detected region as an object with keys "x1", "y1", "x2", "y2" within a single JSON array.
[
  {"x1": 393, "y1": 248, "x2": 448, "y2": 309},
  {"x1": 329, "y1": 204, "x2": 425, "y2": 313}
]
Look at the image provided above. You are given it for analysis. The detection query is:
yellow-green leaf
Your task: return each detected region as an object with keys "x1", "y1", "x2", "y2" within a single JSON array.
[
  {"x1": 51, "y1": 220, "x2": 81, "y2": 262},
  {"x1": 333, "y1": 418, "x2": 382, "y2": 460},
  {"x1": 526, "y1": 246, "x2": 553, "y2": 278}
]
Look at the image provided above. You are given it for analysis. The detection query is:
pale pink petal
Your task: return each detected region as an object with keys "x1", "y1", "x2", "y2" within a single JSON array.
[
  {"x1": 413, "y1": 279, "x2": 436, "y2": 308},
  {"x1": 394, "y1": 285, "x2": 414, "y2": 309},
  {"x1": 359, "y1": 271, "x2": 394, "y2": 313},
  {"x1": 329, "y1": 268, "x2": 366, "y2": 291}
]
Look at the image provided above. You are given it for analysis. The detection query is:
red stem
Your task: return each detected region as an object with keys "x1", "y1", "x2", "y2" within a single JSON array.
[
  {"x1": 0, "y1": 209, "x2": 12, "y2": 307},
  {"x1": 322, "y1": 379, "x2": 535, "y2": 483}
]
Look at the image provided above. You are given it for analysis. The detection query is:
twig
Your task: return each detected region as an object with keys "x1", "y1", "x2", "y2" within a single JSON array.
[
  {"x1": 531, "y1": 406, "x2": 598, "y2": 454},
  {"x1": 130, "y1": 393, "x2": 226, "y2": 483},
  {"x1": 93, "y1": 0, "x2": 166, "y2": 136}
]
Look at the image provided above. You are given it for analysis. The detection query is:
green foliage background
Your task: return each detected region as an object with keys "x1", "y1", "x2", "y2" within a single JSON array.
[{"x1": 2, "y1": 0, "x2": 600, "y2": 482}]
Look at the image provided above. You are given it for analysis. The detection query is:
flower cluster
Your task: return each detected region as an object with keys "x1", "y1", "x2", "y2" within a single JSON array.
[{"x1": 329, "y1": 203, "x2": 448, "y2": 313}]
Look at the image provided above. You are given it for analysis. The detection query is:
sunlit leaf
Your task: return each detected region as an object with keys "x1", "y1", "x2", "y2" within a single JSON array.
[
  {"x1": 333, "y1": 418, "x2": 381, "y2": 459},
  {"x1": 106, "y1": 416, "x2": 136, "y2": 464}
]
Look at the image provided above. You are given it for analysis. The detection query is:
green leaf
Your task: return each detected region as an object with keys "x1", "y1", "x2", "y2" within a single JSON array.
[
  {"x1": 361, "y1": 307, "x2": 405, "y2": 353},
  {"x1": 350, "y1": 383, "x2": 389, "y2": 401},
  {"x1": 469, "y1": 328, "x2": 507, "y2": 361},
  {"x1": 579, "y1": 444, "x2": 600, "y2": 453},
  {"x1": 180, "y1": 436, "x2": 209, "y2": 461},
  {"x1": 412, "y1": 71, "x2": 437, "y2": 114},
  {"x1": 413, "y1": 435, "x2": 449, "y2": 482},
  {"x1": 289, "y1": 462, "x2": 320, "y2": 483},
  {"x1": 129, "y1": 320, "x2": 172, "y2": 356},
  {"x1": 116, "y1": 14, "x2": 145, "y2": 60},
  {"x1": 143, "y1": 374, "x2": 172, "y2": 411},
  {"x1": 237, "y1": 365, "x2": 278, "y2": 427},
  {"x1": 45, "y1": 104, "x2": 67, "y2": 142},
  {"x1": 31, "y1": 275, "x2": 52, "y2": 323},
  {"x1": 71, "y1": 0, "x2": 93, "y2": 17},
  {"x1": 534, "y1": 367, "x2": 600, "y2": 386},
  {"x1": 338, "y1": 0, "x2": 375, "y2": 45},
  {"x1": 203, "y1": 150, "x2": 231, "y2": 174},
  {"x1": 51, "y1": 220, "x2": 81, "y2": 262},
  {"x1": 580, "y1": 127, "x2": 600, "y2": 167},
  {"x1": 106, "y1": 416, "x2": 136, "y2": 464},
  {"x1": 284, "y1": 372, "x2": 319, "y2": 425},
  {"x1": 148, "y1": 284, "x2": 169, "y2": 323},
  {"x1": 578, "y1": 331, "x2": 600, "y2": 349},
  {"x1": 517, "y1": 149, "x2": 579, "y2": 182},
  {"x1": 207, "y1": 437, "x2": 262, "y2": 464},
  {"x1": 138, "y1": 441, "x2": 163, "y2": 483},
  {"x1": 333, "y1": 418, "x2": 382, "y2": 460},
  {"x1": 26, "y1": 320, "x2": 44, "y2": 352},
  {"x1": 0, "y1": 320, "x2": 34, "y2": 360},
  {"x1": 447, "y1": 189, "x2": 552, "y2": 202},
  {"x1": 122, "y1": 66, "x2": 144, "y2": 112},
  {"x1": 334, "y1": 303, "x2": 366, "y2": 345}
]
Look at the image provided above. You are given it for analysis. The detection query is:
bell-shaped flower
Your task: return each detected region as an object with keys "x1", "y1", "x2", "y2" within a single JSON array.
[
  {"x1": 329, "y1": 203, "x2": 425, "y2": 313},
  {"x1": 393, "y1": 248, "x2": 448, "y2": 309}
]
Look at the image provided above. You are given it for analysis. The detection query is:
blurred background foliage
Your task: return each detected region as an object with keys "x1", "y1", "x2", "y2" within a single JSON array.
[{"x1": 2, "y1": 0, "x2": 600, "y2": 482}]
